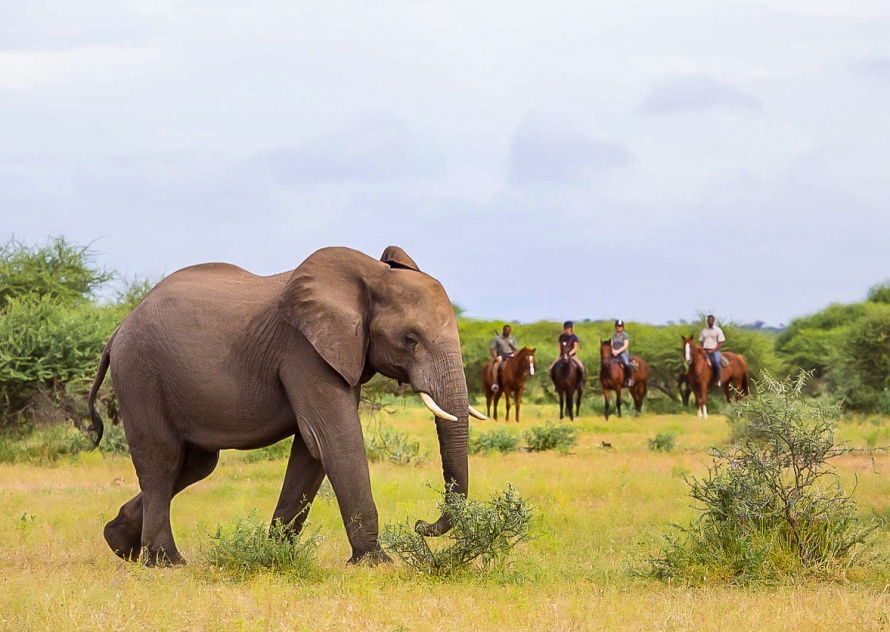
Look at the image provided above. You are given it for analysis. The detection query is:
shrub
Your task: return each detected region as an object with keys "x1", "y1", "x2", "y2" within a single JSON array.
[
  {"x1": 364, "y1": 421, "x2": 427, "y2": 466},
  {"x1": 469, "y1": 427, "x2": 520, "y2": 455},
  {"x1": 245, "y1": 437, "x2": 293, "y2": 462},
  {"x1": 200, "y1": 510, "x2": 321, "y2": 579},
  {"x1": 381, "y1": 484, "x2": 533, "y2": 576},
  {"x1": 649, "y1": 372, "x2": 875, "y2": 584},
  {"x1": 523, "y1": 422, "x2": 577, "y2": 453},
  {"x1": 647, "y1": 432, "x2": 676, "y2": 452}
]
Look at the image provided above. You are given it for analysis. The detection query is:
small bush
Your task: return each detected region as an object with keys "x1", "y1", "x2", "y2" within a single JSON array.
[
  {"x1": 523, "y1": 422, "x2": 577, "y2": 453},
  {"x1": 649, "y1": 372, "x2": 876, "y2": 584},
  {"x1": 647, "y1": 432, "x2": 676, "y2": 452},
  {"x1": 245, "y1": 437, "x2": 294, "y2": 462},
  {"x1": 469, "y1": 427, "x2": 520, "y2": 455},
  {"x1": 200, "y1": 511, "x2": 321, "y2": 580},
  {"x1": 364, "y1": 421, "x2": 427, "y2": 466},
  {"x1": 381, "y1": 484, "x2": 533, "y2": 576}
]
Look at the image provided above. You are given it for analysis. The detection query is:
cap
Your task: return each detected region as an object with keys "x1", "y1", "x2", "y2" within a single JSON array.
[
  {"x1": 615, "y1": 319, "x2": 624, "y2": 327},
  {"x1": 563, "y1": 321, "x2": 573, "y2": 329}
]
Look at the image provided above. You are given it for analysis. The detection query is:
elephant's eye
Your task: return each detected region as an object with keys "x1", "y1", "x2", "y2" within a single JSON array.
[{"x1": 405, "y1": 333, "x2": 419, "y2": 350}]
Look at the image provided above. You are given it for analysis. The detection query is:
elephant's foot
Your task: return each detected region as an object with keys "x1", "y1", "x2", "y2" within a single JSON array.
[
  {"x1": 142, "y1": 547, "x2": 187, "y2": 567},
  {"x1": 347, "y1": 544, "x2": 392, "y2": 566},
  {"x1": 104, "y1": 509, "x2": 143, "y2": 562}
]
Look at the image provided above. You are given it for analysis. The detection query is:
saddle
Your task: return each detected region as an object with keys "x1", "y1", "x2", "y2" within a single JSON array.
[{"x1": 705, "y1": 354, "x2": 730, "y2": 368}]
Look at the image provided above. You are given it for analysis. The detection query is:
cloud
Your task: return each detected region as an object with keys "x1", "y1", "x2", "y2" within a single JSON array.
[
  {"x1": 1, "y1": 2, "x2": 159, "y2": 51},
  {"x1": 641, "y1": 74, "x2": 762, "y2": 115},
  {"x1": 241, "y1": 118, "x2": 446, "y2": 188},
  {"x1": 507, "y1": 116, "x2": 633, "y2": 186},
  {"x1": 850, "y1": 57, "x2": 890, "y2": 82}
]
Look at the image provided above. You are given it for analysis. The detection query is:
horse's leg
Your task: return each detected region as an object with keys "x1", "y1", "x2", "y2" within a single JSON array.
[
  {"x1": 504, "y1": 387, "x2": 511, "y2": 422},
  {"x1": 574, "y1": 386, "x2": 582, "y2": 419},
  {"x1": 724, "y1": 379, "x2": 732, "y2": 404},
  {"x1": 603, "y1": 387, "x2": 610, "y2": 420},
  {"x1": 566, "y1": 387, "x2": 574, "y2": 421},
  {"x1": 558, "y1": 390, "x2": 564, "y2": 420},
  {"x1": 616, "y1": 387, "x2": 622, "y2": 418},
  {"x1": 485, "y1": 388, "x2": 492, "y2": 418},
  {"x1": 493, "y1": 389, "x2": 501, "y2": 421},
  {"x1": 514, "y1": 387, "x2": 523, "y2": 424}
]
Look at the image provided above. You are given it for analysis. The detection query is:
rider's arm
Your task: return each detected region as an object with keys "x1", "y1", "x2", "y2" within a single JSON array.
[
  {"x1": 570, "y1": 340, "x2": 579, "y2": 356},
  {"x1": 613, "y1": 339, "x2": 628, "y2": 355}
]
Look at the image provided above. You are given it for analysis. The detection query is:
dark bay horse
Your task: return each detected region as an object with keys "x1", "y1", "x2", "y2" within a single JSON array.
[
  {"x1": 681, "y1": 335, "x2": 750, "y2": 418},
  {"x1": 481, "y1": 347, "x2": 536, "y2": 422},
  {"x1": 598, "y1": 339, "x2": 650, "y2": 420},
  {"x1": 549, "y1": 350, "x2": 586, "y2": 420}
]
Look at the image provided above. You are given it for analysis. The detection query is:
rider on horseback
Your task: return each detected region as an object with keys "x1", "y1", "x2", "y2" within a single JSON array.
[
  {"x1": 699, "y1": 314, "x2": 725, "y2": 387},
  {"x1": 611, "y1": 319, "x2": 634, "y2": 387},
  {"x1": 489, "y1": 325, "x2": 518, "y2": 392},
  {"x1": 554, "y1": 321, "x2": 584, "y2": 373}
]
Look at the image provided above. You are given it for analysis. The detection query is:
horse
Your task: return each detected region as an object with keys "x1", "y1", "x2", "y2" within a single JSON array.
[
  {"x1": 681, "y1": 335, "x2": 750, "y2": 418},
  {"x1": 598, "y1": 339, "x2": 650, "y2": 420},
  {"x1": 549, "y1": 350, "x2": 586, "y2": 420},
  {"x1": 481, "y1": 347, "x2": 536, "y2": 422}
]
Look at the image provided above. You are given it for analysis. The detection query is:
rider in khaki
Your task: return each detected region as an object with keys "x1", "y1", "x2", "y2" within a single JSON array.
[
  {"x1": 699, "y1": 314, "x2": 726, "y2": 387},
  {"x1": 489, "y1": 325, "x2": 518, "y2": 391}
]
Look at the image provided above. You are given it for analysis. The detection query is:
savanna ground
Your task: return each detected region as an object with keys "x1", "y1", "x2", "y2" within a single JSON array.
[{"x1": 3, "y1": 400, "x2": 890, "y2": 631}]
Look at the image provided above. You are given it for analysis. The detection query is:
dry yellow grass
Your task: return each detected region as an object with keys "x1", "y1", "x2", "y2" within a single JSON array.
[{"x1": 2, "y1": 403, "x2": 890, "y2": 630}]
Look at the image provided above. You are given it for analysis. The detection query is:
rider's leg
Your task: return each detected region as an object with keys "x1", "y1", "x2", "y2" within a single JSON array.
[
  {"x1": 621, "y1": 354, "x2": 633, "y2": 386},
  {"x1": 712, "y1": 351, "x2": 722, "y2": 386}
]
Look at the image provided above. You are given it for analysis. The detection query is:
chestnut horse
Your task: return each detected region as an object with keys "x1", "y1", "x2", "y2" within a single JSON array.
[
  {"x1": 481, "y1": 347, "x2": 536, "y2": 422},
  {"x1": 681, "y1": 335, "x2": 750, "y2": 418},
  {"x1": 598, "y1": 339, "x2": 650, "y2": 420},
  {"x1": 549, "y1": 350, "x2": 586, "y2": 420}
]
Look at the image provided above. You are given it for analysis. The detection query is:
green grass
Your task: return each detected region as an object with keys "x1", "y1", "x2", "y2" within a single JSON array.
[{"x1": 2, "y1": 403, "x2": 890, "y2": 629}]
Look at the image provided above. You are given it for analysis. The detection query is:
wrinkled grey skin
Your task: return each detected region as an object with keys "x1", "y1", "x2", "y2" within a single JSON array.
[{"x1": 86, "y1": 246, "x2": 469, "y2": 566}]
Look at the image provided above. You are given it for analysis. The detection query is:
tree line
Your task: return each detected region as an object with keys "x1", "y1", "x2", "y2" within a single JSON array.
[{"x1": 1, "y1": 236, "x2": 888, "y2": 428}]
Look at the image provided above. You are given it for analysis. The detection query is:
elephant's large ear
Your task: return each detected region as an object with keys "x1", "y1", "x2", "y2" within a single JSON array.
[
  {"x1": 380, "y1": 245, "x2": 421, "y2": 272},
  {"x1": 280, "y1": 247, "x2": 381, "y2": 386}
]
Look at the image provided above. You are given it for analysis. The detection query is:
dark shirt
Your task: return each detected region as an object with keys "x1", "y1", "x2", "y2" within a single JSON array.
[{"x1": 558, "y1": 332, "x2": 580, "y2": 355}]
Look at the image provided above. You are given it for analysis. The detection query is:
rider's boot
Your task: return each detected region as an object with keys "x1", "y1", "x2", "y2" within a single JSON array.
[{"x1": 624, "y1": 364, "x2": 634, "y2": 387}]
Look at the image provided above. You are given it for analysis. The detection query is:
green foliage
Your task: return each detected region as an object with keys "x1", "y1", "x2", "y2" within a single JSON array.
[
  {"x1": 469, "y1": 427, "x2": 520, "y2": 455},
  {"x1": 523, "y1": 422, "x2": 577, "y2": 453},
  {"x1": 245, "y1": 437, "x2": 293, "y2": 462},
  {"x1": 650, "y1": 372, "x2": 875, "y2": 584},
  {"x1": 867, "y1": 282, "x2": 890, "y2": 305},
  {"x1": 200, "y1": 510, "x2": 321, "y2": 580},
  {"x1": 0, "y1": 237, "x2": 126, "y2": 426},
  {"x1": 0, "y1": 236, "x2": 113, "y2": 309},
  {"x1": 647, "y1": 432, "x2": 676, "y2": 452},
  {"x1": 364, "y1": 420, "x2": 427, "y2": 466},
  {"x1": 381, "y1": 484, "x2": 533, "y2": 576},
  {"x1": 0, "y1": 419, "x2": 129, "y2": 464}
]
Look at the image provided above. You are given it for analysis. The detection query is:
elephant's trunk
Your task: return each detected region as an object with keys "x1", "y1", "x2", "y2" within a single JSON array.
[{"x1": 415, "y1": 351, "x2": 469, "y2": 537}]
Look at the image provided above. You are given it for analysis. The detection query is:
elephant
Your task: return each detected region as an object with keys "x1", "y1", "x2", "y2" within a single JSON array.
[{"x1": 84, "y1": 245, "x2": 486, "y2": 566}]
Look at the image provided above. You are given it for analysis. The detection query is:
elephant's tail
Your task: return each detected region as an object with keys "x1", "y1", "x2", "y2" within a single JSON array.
[{"x1": 84, "y1": 332, "x2": 115, "y2": 448}]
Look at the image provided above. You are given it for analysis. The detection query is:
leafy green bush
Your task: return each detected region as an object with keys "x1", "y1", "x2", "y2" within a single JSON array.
[
  {"x1": 364, "y1": 421, "x2": 427, "y2": 465},
  {"x1": 649, "y1": 372, "x2": 875, "y2": 584},
  {"x1": 245, "y1": 437, "x2": 294, "y2": 462},
  {"x1": 523, "y1": 422, "x2": 577, "y2": 453},
  {"x1": 469, "y1": 427, "x2": 520, "y2": 455},
  {"x1": 200, "y1": 510, "x2": 321, "y2": 579},
  {"x1": 381, "y1": 484, "x2": 533, "y2": 576},
  {"x1": 647, "y1": 432, "x2": 676, "y2": 452}
]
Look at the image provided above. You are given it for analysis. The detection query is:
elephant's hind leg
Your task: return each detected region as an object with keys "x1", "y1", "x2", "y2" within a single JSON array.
[
  {"x1": 271, "y1": 432, "x2": 326, "y2": 538},
  {"x1": 104, "y1": 445, "x2": 219, "y2": 564}
]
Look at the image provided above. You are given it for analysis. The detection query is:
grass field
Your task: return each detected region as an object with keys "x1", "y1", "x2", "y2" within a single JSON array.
[{"x1": 2, "y1": 402, "x2": 890, "y2": 630}]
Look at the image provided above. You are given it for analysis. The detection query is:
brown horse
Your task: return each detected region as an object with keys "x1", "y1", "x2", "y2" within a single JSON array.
[
  {"x1": 481, "y1": 347, "x2": 536, "y2": 422},
  {"x1": 681, "y1": 335, "x2": 750, "y2": 418},
  {"x1": 598, "y1": 339, "x2": 650, "y2": 420},
  {"x1": 549, "y1": 350, "x2": 586, "y2": 420}
]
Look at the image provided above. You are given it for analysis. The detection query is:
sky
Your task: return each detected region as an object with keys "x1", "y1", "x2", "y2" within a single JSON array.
[{"x1": 3, "y1": 1, "x2": 890, "y2": 327}]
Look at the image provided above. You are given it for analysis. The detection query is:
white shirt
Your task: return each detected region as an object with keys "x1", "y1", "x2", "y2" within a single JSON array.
[{"x1": 700, "y1": 325, "x2": 726, "y2": 351}]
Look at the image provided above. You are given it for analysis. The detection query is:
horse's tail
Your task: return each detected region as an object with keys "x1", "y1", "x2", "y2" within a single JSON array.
[
  {"x1": 83, "y1": 331, "x2": 116, "y2": 448},
  {"x1": 740, "y1": 366, "x2": 750, "y2": 396}
]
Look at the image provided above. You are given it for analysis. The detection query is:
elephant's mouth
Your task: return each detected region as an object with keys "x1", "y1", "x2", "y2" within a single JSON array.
[{"x1": 417, "y1": 392, "x2": 487, "y2": 421}]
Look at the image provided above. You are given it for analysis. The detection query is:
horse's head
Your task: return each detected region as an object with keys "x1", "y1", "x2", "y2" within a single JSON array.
[
  {"x1": 517, "y1": 346, "x2": 536, "y2": 376},
  {"x1": 681, "y1": 335, "x2": 700, "y2": 365},
  {"x1": 599, "y1": 339, "x2": 612, "y2": 361}
]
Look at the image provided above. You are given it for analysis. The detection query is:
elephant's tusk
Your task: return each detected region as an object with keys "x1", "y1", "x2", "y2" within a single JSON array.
[
  {"x1": 468, "y1": 405, "x2": 487, "y2": 420},
  {"x1": 419, "y1": 392, "x2": 458, "y2": 421}
]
